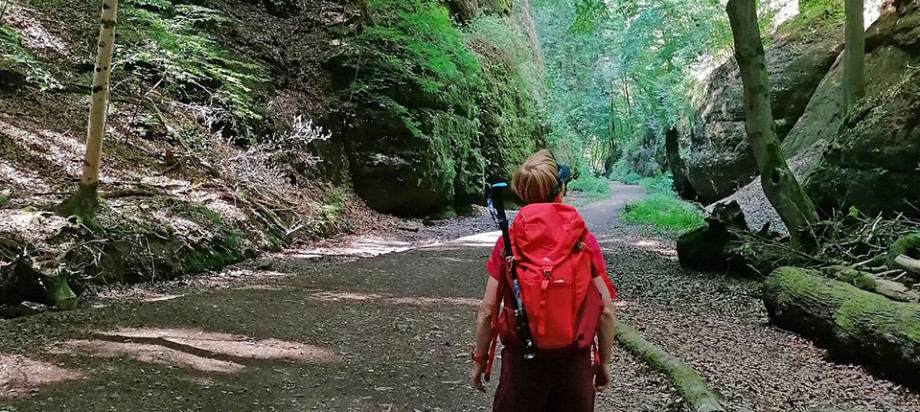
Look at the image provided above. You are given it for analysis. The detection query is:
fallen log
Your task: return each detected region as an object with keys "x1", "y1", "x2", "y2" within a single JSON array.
[
  {"x1": 893, "y1": 255, "x2": 920, "y2": 278},
  {"x1": 828, "y1": 266, "x2": 920, "y2": 303},
  {"x1": 616, "y1": 322, "x2": 725, "y2": 412},
  {"x1": 764, "y1": 267, "x2": 920, "y2": 389}
]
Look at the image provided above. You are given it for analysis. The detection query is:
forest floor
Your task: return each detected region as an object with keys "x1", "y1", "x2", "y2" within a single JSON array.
[{"x1": 1, "y1": 183, "x2": 919, "y2": 411}]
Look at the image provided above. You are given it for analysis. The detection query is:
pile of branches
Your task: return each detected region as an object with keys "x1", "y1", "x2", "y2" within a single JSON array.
[
  {"x1": 679, "y1": 202, "x2": 920, "y2": 297},
  {"x1": 730, "y1": 210, "x2": 920, "y2": 301}
]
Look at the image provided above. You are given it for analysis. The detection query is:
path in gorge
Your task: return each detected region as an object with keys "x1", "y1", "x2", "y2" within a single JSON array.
[{"x1": 1, "y1": 183, "x2": 918, "y2": 411}]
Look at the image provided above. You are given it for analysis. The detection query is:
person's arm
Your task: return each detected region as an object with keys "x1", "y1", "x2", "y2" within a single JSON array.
[
  {"x1": 593, "y1": 276, "x2": 615, "y2": 391},
  {"x1": 471, "y1": 276, "x2": 500, "y2": 392}
]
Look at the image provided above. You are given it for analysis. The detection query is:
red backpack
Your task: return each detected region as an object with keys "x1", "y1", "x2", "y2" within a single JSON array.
[{"x1": 493, "y1": 203, "x2": 605, "y2": 353}]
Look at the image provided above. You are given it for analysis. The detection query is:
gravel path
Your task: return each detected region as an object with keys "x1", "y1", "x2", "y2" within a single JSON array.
[{"x1": 1, "y1": 183, "x2": 918, "y2": 411}]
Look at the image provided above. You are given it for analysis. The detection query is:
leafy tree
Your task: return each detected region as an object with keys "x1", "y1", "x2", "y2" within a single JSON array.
[{"x1": 533, "y1": 0, "x2": 733, "y2": 177}]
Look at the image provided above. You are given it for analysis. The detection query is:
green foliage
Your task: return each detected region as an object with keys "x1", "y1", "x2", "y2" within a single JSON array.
[
  {"x1": 622, "y1": 173, "x2": 705, "y2": 233},
  {"x1": 0, "y1": 26, "x2": 60, "y2": 90},
  {"x1": 319, "y1": 188, "x2": 348, "y2": 221},
  {"x1": 533, "y1": 0, "x2": 731, "y2": 179},
  {"x1": 465, "y1": 13, "x2": 546, "y2": 179},
  {"x1": 567, "y1": 175, "x2": 610, "y2": 200},
  {"x1": 184, "y1": 231, "x2": 244, "y2": 273},
  {"x1": 118, "y1": 0, "x2": 265, "y2": 131},
  {"x1": 349, "y1": 0, "x2": 480, "y2": 111}
]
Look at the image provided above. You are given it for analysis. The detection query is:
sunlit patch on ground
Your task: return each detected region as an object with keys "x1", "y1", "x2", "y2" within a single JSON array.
[
  {"x1": 307, "y1": 291, "x2": 479, "y2": 307},
  {"x1": 423, "y1": 230, "x2": 501, "y2": 249},
  {"x1": 285, "y1": 236, "x2": 413, "y2": 259},
  {"x1": 59, "y1": 340, "x2": 245, "y2": 374},
  {"x1": 0, "y1": 353, "x2": 84, "y2": 398},
  {"x1": 58, "y1": 328, "x2": 339, "y2": 374},
  {"x1": 595, "y1": 234, "x2": 678, "y2": 260}
]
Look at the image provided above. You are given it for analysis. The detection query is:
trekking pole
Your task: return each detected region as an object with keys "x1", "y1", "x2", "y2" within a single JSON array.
[{"x1": 487, "y1": 183, "x2": 537, "y2": 361}]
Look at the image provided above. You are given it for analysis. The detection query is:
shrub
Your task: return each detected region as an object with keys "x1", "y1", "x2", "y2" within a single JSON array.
[
  {"x1": 623, "y1": 193, "x2": 705, "y2": 233},
  {"x1": 622, "y1": 172, "x2": 705, "y2": 233},
  {"x1": 567, "y1": 175, "x2": 610, "y2": 200}
]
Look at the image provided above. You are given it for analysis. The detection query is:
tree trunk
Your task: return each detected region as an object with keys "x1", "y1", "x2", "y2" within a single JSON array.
[
  {"x1": 664, "y1": 127, "x2": 697, "y2": 200},
  {"x1": 843, "y1": 0, "x2": 866, "y2": 113},
  {"x1": 57, "y1": 0, "x2": 118, "y2": 220},
  {"x1": 763, "y1": 267, "x2": 920, "y2": 389},
  {"x1": 726, "y1": 0, "x2": 819, "y2": 248}
]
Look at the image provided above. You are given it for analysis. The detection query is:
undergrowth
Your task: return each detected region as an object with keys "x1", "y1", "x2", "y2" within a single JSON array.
[
  {"x1": 622, "y1": 173, "x2": 705, "y2": 234},
  {"x1": 0, "y1": 26, "x2": 59, "y2": 90},
  {"x1": 118, "y1": 0, "x2": 266, "y2": 136},
  {"x1": 567, "y1": 175, "x2": 610, "y2": 201}
]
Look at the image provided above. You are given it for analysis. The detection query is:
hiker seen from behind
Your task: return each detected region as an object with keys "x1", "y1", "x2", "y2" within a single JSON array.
[{"x1": 470, "y1": 149, "x2": 617, "y2": 412}]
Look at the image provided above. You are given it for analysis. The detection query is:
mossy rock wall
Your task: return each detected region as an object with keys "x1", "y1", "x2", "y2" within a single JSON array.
[
  {"x1": 805, "y1": 0, "x2": 920, "y2": 217},
  {"x1": 687, "y1": 11, "x2": 846, "y2": 203},
  {"x1": 334, "y1": 0, "x2": 546, "y2": 216}
]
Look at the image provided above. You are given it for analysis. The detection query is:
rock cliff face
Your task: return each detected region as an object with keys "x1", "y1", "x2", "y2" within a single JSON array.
[
  {"x1": 806, "y1": 0, "x2": 920, "y2": 217},
  {"x1": 711, "y1": 0, "x2": 920, "y2": 230},
  {"x1": 333, "y1": 0, "x2": 546, "y2": 216},
  {"x1": 687, "y1": 20, "x2": 845, "y2": 204}
]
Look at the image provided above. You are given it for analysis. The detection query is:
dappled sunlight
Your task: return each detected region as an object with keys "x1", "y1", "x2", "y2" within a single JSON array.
[
  {"x1": 286, "y1": 236, "x2": 413, "y2": 259},
  {"x1": 630, "y1": 240, "x2": 678, "y2": 260},
  {"x1": 593, "y1": 234, "x2": 677, "y2": 260},
  {"x1": 58, "y1": 328, "x2": 339, "y2": 374},
  {"x1": 60, "y1": 340, "x2": 245, "y2": 374},
  {"x1": 307, "y1": 291, "x2": 479, "y2": 307},
  {"x1": 423, "y1": 230, "x2": 501, "y2": 250},
  {"x1": 3, "y1": 4, "x2": 72, "y2": 57},
  {"x1": 98, "y1": 328, "x2": 339, "y2": 363},
  {"x1": 0, "y1": 353, "x2": 84, "y2": 398},
  {"x1": 0, "y1": 162, "x2": 53, "y2": 193},
  {"x1": 0, "y1": 118, "x2": 83, "y2": 178}
]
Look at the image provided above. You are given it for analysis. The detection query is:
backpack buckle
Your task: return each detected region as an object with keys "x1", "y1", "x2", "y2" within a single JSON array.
[{"x1": 542, "y1": 266, "x2": 552, "y2": 279}]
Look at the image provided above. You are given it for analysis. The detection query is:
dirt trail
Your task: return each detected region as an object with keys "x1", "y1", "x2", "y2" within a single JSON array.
[{"x1": 1, "y1": 183, "x2": 918, "y2": 411}]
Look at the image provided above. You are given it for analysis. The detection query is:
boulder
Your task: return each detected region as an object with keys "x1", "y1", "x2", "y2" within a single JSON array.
[
  {"x1": 805, "y1": 0, "x2": 920, "y2": 218},
  {"x1": 687, "y1": 19, "x2": 845, "y2": 203}
]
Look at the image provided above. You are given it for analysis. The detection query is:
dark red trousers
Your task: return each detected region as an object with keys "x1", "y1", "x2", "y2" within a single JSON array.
[{"x1": 493, "y1": 347, "x2": 595, "y2": 412}]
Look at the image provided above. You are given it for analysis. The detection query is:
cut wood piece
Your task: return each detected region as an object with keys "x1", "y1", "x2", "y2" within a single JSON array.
[
  {"x1": 894, "y1": 254, "x2": 920, "y2": 277},
  {"x1": 615, "y1": 322, "x2": 725, "y2": 412},
  {"x1": 764, "y1": 267, "x2": 920, "y2": 389},
  {"x1": 830, "y1": 266, "x2": 920, "y2": 303}
]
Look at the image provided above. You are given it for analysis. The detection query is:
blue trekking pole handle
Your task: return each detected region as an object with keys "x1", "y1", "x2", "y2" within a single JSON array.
[{"x1": 487, "y1": 183, "x2": 537, "y2": 360}]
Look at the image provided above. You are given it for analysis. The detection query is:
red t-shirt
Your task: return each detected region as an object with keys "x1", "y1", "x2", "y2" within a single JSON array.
[{"x1": 486, "y1": 232, "x2": 616, "y2": 299}]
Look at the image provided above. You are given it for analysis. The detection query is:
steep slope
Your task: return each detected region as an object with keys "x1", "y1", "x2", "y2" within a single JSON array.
[{"x1": 0, "y1": 0, "x2": 546, "y2": 306}]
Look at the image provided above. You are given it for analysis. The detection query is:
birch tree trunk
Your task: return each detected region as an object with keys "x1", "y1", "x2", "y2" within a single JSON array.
[
  {"x1": 58, "y1": 0, "x2": 118, "y2": 219},
  {"x1": 726, "y1": 0, "x2": 819, "y2": 248},
  {"x1": 843, "y1": 0, "x2": 866, "y2": 113}
]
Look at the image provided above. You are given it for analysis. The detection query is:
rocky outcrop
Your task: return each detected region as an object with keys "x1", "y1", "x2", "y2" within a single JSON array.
[
  {"x1": 687, "y1": 20, "x2": 845, "y2": 203},
  {"x1": 335, "y1": 0, "x2": 546, "y2": 216},
  {"x1": 805, "y1": 0, "x2": 920, "y2": 217},
  {"x1": 714, "y1": 1, "x2": 920, "y2": 229}
]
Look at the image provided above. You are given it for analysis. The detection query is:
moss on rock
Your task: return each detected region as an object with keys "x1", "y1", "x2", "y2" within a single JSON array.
[{"x1": 334, "y1": 0, "x2": 545, "y2": 216}]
